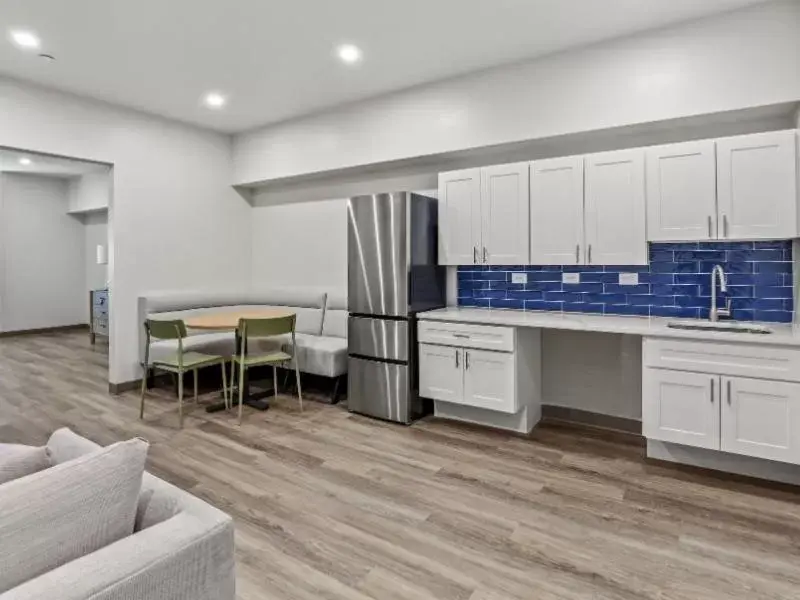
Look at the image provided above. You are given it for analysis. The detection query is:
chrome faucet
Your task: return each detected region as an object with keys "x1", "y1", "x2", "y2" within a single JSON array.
[{"x1": 710, "y1": 264, "x2": 732, "y2": 322}]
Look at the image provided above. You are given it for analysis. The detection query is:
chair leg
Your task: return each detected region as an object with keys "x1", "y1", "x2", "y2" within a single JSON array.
[
  {"x1": 238, "y1": 362, "x2": 245, "y2": 424},
  {"x1": 221, "y1": 362, "x2": 229, "y2": 410},
  {"x1": 229, "y1": 359, "x2": 236, "y2": 411},
  {"x1": 139, "y1": 365, "x2": 148, "y2": 419},
  {"x1": 178, "y1": 369, "x2": 185, "y2": 428},
  {"x1": 273, "y1": 366, "x2": 278, "y2": 397},
  {"x1": 193, "y1": 369, "x2": 199, "y2": 404},
  {"x1": 295, "y1": 361, "x2": 303, "y2": 413}
]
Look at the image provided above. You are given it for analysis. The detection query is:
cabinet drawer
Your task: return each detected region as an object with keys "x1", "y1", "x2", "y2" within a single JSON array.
[
  {"x1": 643, "y1": 337, "x2": 800, "y2": 383},
  {"x1": 418, "y1": 321, "x2": 514, "y2": 352}
]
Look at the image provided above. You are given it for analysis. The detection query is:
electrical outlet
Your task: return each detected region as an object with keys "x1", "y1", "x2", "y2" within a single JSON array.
[
  {"x1": 562, "y1": 273, "x2": 580, "y2": 284},
  {"x1": 619, "y1": 273, "x2": 639, "y2": 286},
  {"x1": 511, "y1": 272, "x2": 528, "y2": 285}
]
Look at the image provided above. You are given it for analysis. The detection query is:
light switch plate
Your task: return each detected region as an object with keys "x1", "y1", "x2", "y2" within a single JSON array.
[
  {"x1": 511, "y1": 272, "x2": 527, "y2": 284},
  {"x1": 562, "y1": 273, "x2": 580, "y2": 284},
  {"x1": 619, "y1": 273, "x2": 639, "y2": 286}
]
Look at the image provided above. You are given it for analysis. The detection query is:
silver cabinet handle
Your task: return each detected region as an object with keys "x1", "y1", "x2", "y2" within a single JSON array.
[
  {"x1": 482, "y1": 247, "x2": 488, "y2": 264},
  {"x1": 722, "y1": 214, "x2": 729, "y2": 237},
  {"x1": 588, "y1": 244, "x2": 593, "y2": 264},
  {"x1": 452, "y1": 333, "x2": 469, "y2": 339},
  {"x1": 465, "y1": 351, "x2": 470, "y2": 370},
  {"x1": 473, "y1": 246, "x2": 478, "y2": 264},
  {"x1": 575, "y1": 244, "x2": 580, "y2": 264},
  {"x1": 707, "y1": 215, "x2": 713, "y2": 238},
  {"x1": 710, "y1": 378, "x2": 715, "y2": 403},
  {"x1": 727, "y1": 380, "x2": 731, "y2": 405},
  {"x1": 455, "y1": 350, "x2": 459, "y2": 369}
]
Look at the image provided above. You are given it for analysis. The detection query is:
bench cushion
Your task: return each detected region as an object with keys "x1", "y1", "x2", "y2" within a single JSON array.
[
  {"x1": 322, "y1": 293, "x2": 348, "y2": 339},
  {"x1": 290, "y1": 334, "x2": 348, "y2": 378}
]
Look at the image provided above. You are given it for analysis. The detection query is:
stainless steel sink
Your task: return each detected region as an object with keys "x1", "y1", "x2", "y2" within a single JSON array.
[{"x1": 667, "y1": 320, "x2": 772, "y2": 334}]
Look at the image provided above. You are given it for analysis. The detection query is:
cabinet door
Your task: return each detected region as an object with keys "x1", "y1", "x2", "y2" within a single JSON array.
[
  {"x1": 462, "y1": 349, "x2": 517, "y2": 414},
  {"x1": 717, "y1": 130, "x2": 798, "y2": 240},
  {"x1": 530, "y1": 156, "x2": 585, "y2": 265},
  {"x1": 480, "y1": 163, "x2": 530, "y2": 265},
  {"x1": 419, "y1": 343, "x2": 463, "y2": 403},
  {"x1": 438, "y1": 169, "x2": 481, "y2": 265},
  {"x1": 646, "y1": 140, "x2": 717, "y2": 242},
  {"x1": 643, "y1": 369, "x2": 720, "y2": 450},
  {"x1": 585, "y1": 149, "x2": 647, "y2": 265},
  {"x1": 721, "y1": 377, "x2": 800, "y2": 464}
]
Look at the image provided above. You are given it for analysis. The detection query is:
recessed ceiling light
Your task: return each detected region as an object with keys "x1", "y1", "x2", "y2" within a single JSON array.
[
  {"x1": 203, "y1": 92, "x2": 227, "y2": 109},
  {"x1": 10, "y1": 29, "x2": 40, "y2": 50},
  {"x1": 337, "y1": 44, "x2": 362, "y2": 65},
  {"x1": 18, "y1": 157, "x2": 32, "y2": 166}
]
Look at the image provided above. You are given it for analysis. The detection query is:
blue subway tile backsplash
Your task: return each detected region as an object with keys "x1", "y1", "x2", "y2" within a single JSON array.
[{"x1": 457, "y1": 241, "x2": 795, "y2": 323}]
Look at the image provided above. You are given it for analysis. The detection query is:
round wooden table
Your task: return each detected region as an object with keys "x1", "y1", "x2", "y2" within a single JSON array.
[
  {"x1": 184, "y1": 308, "x2": 296, "y2": 413},
  {"x1": 184, "y1": 308, "x2": 295, "y2": 330}
]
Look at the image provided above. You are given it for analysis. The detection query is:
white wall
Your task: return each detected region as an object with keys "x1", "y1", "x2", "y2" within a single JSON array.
[
  {"x1": 84, "y1": 211, "x2": 108, "y2": 318},
  {"x1": 69, "y1": 172, "x2": 111, "y2": 213},
  {"x1": 251, "y1": 198, "x2": 347, "y2": 291},
  {"x1": 0, "y1": 173, "x2": 85, "y2": 332},
  {"x1": 233, "y1": 0, "x2": 800, "y2": 185},
  {"x1": 0, "y1": 77, "x2": 252, "y2": 384}
]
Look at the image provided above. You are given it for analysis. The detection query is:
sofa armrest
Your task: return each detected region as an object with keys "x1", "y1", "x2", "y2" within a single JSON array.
[{"x1": 1, "y1": 512, "x2": 235, "y2": 600}]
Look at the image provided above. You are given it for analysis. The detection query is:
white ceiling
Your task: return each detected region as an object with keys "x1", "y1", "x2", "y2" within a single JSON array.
[
  {"x1": 0, "y1": 0, "x2": 771, "y2": 133},
  {"x1": 0, "y1": 149, "x2": 110, "y2": 177}
]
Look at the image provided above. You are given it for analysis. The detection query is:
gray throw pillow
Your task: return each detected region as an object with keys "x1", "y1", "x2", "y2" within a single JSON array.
[
  {"x1": 0, "y1": 437, "x2": 148, "y2": 593},
  {"x1": 0, "y1": 444, "x2": 51, "y2": 485}
]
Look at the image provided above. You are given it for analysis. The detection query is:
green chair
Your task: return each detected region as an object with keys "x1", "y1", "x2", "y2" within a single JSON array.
[
  {"x1": 231, "y1": 314, "x2": 302, "y2": 424},
  {"x1": 140, "y1": 319, "x2": 229, "y2": 428}
]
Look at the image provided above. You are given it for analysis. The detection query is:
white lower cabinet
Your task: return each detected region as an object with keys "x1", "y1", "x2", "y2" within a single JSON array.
[
  {"x1": 462, "y1": 349, "x2": 516, "y2": 413},
  {"x1": 643, "y1": 338, "x2": 800, "y2": 466},
  {"x1": 419, "y1": 343, "x2": 516, "y2": 414},
  {"x1": 418, "y1": 321, "x2": 542, "y2": 432},
  {"x1": 419, "y1": 344, "x2": 463, "y2": 404},
  {"x1": 721, "y1": 377, "x2": 800, "y2": 464},
  {"x1": 643, "y1": 369, "x2": 720, "y2": 450}
]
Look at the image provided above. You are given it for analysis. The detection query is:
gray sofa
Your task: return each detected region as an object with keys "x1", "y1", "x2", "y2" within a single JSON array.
[
  {"x1": 137, "y1": 288, "x2": 348, "y2": 400},
  {"x1": 1, "y1": 428, "x2": 235, "y2": 600}
]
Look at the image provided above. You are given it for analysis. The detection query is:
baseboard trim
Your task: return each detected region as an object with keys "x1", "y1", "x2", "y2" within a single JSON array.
[
  {"x1": 541, "y1": 405, "x2": 642, "y2": 434},
  {"x1": 0, "y1": 324, "x2": 89, "y2": 338},
  {"x1": 109, "y1": 379, "x2": 140, "y2": 394}
]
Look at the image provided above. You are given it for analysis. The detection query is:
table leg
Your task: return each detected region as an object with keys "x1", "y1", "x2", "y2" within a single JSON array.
[{"x1": 206, "y1": 331, "x2": 273, "y2": 413}]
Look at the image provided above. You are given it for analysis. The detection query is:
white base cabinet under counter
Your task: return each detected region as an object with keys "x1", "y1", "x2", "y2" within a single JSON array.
[
  {"x1": 643, "y1": 337, "x2": 800, "y2": 466},
  {"x1": 418, "y1": 320, "x2": 542, "y2": 433}
]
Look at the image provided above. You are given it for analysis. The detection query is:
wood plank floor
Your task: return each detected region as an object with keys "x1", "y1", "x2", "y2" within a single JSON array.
[{"x1": 2, "y1": 331, "x2": 800, "y2": 599}]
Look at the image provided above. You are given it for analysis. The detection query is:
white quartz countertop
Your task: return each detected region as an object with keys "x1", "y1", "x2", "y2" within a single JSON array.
[{"x1": 418, "y1": 307, "x2": 800, "y2": 346}]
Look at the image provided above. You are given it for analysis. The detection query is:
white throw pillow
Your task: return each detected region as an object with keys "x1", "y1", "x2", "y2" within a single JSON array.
[
  {"x1": 0, "y1": 437, "x2": 148, "y2": 593},
  {"x1": 0, "y1": 444, "x2": 51, "y2": 485}
]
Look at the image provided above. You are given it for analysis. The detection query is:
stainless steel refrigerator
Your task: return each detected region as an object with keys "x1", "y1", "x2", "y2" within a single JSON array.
[{"x1": 347, "y1": 192, "x2": 446, "y2": 424}]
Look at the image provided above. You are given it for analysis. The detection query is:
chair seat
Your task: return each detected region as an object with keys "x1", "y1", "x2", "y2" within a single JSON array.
[
  {"x1": 232, "y1": 351, "x2": 292, "y2": 367},
  {"x1": 149, "y1": 332, "x2": 235, "y2": 363},
  {"x1": 152, "y1": 351, "x2": 225, "y2": 371}
]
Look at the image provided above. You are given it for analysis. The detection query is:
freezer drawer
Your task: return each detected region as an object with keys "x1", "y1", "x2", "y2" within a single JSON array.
[
  {"x1": 348, "y1": 316, "x2": 409, "y2": 361},
  {"x1": 348, "y1": 356, "x2": 411, "y2": 424}
]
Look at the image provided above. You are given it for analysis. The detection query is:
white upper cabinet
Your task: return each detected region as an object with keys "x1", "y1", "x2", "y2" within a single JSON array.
[
  {"x1": 530, "y1": 156, "x2": 585, "y2": 265},
  {"x1": 646, "y1": 140, "x2": 717, "y2": 242},
  {"x1": 438, "y1": 168, "x2": 481, "y2": 265},
  {"x1": 717, "y1": 130, "x2": 799, "y2": 240},
  {"x1": 480, "y1": 163, "x2": 530, "y2": 265},
  {"x1": 585, "y1": 149, "x2": 647, "y2": 265}
]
